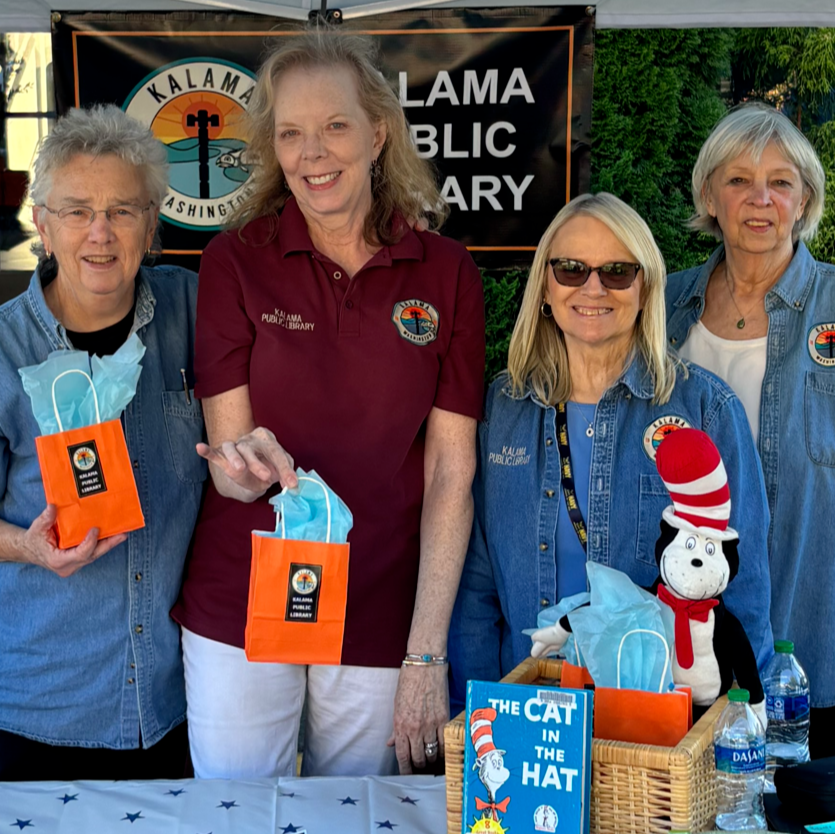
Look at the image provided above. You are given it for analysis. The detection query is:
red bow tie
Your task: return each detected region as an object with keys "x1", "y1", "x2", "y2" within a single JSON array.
[
  {"x1": 657, "y1": 584, "x2": 718, "y2": 669},
  {"x1": 475, "y1": 796, "x2": 510, "y2": 817}
]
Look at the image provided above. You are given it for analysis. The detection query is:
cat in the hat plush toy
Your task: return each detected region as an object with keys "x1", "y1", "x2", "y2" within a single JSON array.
[
  {"x1": 650, "y1": 428, "x2": 765, "y2": 724},
  {"x1": 531, "y1": 427, "x2": 765, "y2": 724}
]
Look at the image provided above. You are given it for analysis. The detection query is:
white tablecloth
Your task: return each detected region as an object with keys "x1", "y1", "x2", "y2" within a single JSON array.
[{"x1": 0, "y1": 775, "x2": 446, "y2": 833}]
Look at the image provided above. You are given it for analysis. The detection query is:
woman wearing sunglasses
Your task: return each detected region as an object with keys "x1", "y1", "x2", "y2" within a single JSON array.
[{"x1": 448, "y1": 192, "x2": 773, "y2": 712}]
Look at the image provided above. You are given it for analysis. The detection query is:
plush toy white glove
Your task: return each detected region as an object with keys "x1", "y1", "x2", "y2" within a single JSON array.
[
  {"x1": 751, "y1": 699, "x2": 768, "y2": 732},
  {"x1": 530, "y1": 622, "x2": 571, "y2": 659}
]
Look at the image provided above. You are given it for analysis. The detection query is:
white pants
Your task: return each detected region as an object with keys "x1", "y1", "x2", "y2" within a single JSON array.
[{"x1": 181, "y1": 628, "x2": 400, "y2": 779}]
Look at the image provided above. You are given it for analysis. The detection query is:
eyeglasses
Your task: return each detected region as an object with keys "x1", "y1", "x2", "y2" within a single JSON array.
[
  {"x1": 39, "y1": 203, "x2": 154, "y2": 229},
  {"x1": 549, "y1": 258, "x2": 642, "y2": 290}
]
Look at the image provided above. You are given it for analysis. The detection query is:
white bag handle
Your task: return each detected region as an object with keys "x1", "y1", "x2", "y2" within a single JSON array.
[
  {"x1": 277, "y1": 476, "x2": 332, "y2": 543},
  {"x1": 573, "y1": 633, "x2": 584, "y2": 668},
  {"x1": 616, "y1": 628, "x2": 671, "y2": 694},
  {"x1": 51, "y1": 368, "x2": 101, "y2": 433}
]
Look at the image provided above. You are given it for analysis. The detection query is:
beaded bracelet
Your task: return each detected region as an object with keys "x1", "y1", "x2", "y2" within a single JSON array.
[{"x1": 401, "y1": 653, "x2": 449, "y2": 667}]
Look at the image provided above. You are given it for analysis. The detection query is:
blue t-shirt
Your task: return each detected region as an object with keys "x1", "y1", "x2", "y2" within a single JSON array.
[{"x1": 555, "y1": 401, "x2": 594, "y2": 599}]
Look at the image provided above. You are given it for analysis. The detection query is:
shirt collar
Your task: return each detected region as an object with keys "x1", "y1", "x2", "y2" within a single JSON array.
[
  {"x1": 672, "y1": 241, "x2": 817, "y2": 313},
  {"x1": 27, "y1": 265, "x2": 156, "y2": 349},
  {"x1": 278, "y1": 196, "x2": 424, "y2": 263}
]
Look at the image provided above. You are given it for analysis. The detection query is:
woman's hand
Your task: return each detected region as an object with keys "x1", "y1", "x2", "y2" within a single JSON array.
[
  {"x1": 17, "y1": 504, "x2": 127, "y2": 578},
  {"x1": 197, "y1": 426, "x2": 298, "y2": 500},
  {"x1": 388, "y1": 664, "x2": 449, "y2": 773}
]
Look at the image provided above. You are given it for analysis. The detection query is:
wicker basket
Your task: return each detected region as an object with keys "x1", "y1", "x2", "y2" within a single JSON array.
[{"x1": 444, "y1": 657, "x2": 726, "y2": 834}]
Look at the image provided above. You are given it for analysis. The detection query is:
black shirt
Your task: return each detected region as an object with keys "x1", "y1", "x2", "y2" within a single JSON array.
[{"x1": 66, "y1": 303, "x2": 136, "y2": 357}]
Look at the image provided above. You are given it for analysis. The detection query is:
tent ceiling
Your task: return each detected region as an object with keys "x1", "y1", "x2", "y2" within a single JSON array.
[{"x1": 4, "y1": 0, "x2": 835, "y2": 32}]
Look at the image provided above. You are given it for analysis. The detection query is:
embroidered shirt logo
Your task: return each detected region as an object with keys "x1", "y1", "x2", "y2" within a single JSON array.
[
  {"x1": 392, "y1": 299, "x2": 439, "y2": 345},
  {"x1": 808, "y1": 323, "x2": 835, "y2": 367},
  {"x1": 488, "y1": 445, "x2": 531, "y2": 466},
  {"x1": 261, "y1": 308, "x2": 315, "y2": 332},
  {"x1": 642, "y1": 415, "x2": 692, "y2": 461}
]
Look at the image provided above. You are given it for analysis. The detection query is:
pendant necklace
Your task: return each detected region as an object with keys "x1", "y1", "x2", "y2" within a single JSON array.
[
  {"x1": 723, "y1": 269, "x2": 757, "y2": 330},
  {"x1": 575, "y1": 404, "x2": 595, "y2": 437}
]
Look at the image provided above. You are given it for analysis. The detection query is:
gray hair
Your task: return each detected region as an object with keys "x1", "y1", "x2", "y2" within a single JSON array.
[
  {"x1": 507, "y1": 192, "x2": 679, "y2": 406},
  {"x1": 690, "y1": 102, "x2": 826, "y2": 241},
  {"x1": 28, "y1": 104, "x2": 169, "y2": 206}
]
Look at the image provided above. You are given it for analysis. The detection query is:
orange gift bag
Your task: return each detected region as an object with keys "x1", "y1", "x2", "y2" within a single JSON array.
[
  {"x1": 246, "y1": 474, "x2": 351, "y2": 665},
  {"x1": 34, "y1": 369, "x2": 144, "y2": 548}
]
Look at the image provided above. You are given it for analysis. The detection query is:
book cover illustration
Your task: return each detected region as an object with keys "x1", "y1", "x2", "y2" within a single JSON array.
[{"x1": 462, "y1": 680, "x2": 593, "y2": 833}]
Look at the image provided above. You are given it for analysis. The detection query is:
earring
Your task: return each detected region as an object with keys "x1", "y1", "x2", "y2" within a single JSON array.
[
  {"x1": 370, "y1": 158, "x2": 379, "y2": 177},
  {"x1": 46, "y1": 248, "x2": 52, "y2": 258},
  {"x1": 145, "y1": 248, "x2": 152, "y2": 258},
  {"x1": 540, "y1": 301, "x2": 553, "y2": 318}
]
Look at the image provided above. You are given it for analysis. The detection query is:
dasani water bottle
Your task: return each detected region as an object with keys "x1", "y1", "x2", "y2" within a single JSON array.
[
  {"x1": 714, "y1": 688, "x2": 766, "y2": 832},
  {"x1": 763, "y1": 639, "x2": 810, "y2": 792}
]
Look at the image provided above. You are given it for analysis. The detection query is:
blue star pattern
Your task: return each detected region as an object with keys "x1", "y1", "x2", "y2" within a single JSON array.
[
  {"x1": 217, "y1": 801, "x2": 239, "y2": 810},
  {"x1": 279, "y1": 824, "x2": 303, "y2": 833},
  {"x1": 165, "y1": 789, "x2": 187, "y2": 796},
  {"x1": 338, "y1": 797, "x2": 359, "y2": 805},
  {"x1": 376, "y1": 821, "x2": 398, "y2": 829},
  {"x1": 10, "y1": 822, "x2": 33, "y2": 831},
  {"x1": 57, "y1": 794, "x2": 79, "y2": 804},
  {"x1": 398, "y1": 796, "x2": 419, "y2": 805},
  {"x1": 121, "y1": 812, "x2": 145, "y2": 823}
]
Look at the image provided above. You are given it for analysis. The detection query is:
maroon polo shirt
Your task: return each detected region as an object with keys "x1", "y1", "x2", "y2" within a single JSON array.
[{"x1": 172, "y1": 198, "x2": 485, "y2": 667}]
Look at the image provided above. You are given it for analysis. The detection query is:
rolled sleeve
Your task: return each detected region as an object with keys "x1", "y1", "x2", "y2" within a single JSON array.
[
  {"x1": 448, "y1": 423, "x2": 503, "y2": 715},
  {"x1": 707, "y1": 394, "x2": 774, "y2": 670},
  {"x1": 194, "y1": 236, "x2": 255, "y2": 400},
  {"x1": 433, "y1": 257, "x2": 485, "y2": 420}
]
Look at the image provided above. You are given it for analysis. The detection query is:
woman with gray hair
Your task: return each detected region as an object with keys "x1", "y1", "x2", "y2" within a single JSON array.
[
  {"x1": 0, "y1": 104, "x2": 203, "y2": 778},
  {"x1": 449, "y1": 192, "x2": 773, "y2": 714},
  {"x1": 666, "y1": 102, "x2": 834, "y2": 758}
]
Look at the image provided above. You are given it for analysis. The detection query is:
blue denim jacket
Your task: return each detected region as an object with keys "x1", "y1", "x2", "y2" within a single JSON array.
[
  {"x1": 448, "y1": 358, "x2": 774, "y2": 713},
  {"x1": 667, "y1": 243, "x2": 835, "y2": 709},
  {"x1": 0, "y1": 266, "x2": 205, "y2": 748}
]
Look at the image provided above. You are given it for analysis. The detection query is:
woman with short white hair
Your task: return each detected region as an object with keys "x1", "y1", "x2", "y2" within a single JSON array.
[
  {"x1": 449, "y1": 192, "x2": 773, "y2": 712},
  {"x1": 666, "y1": 102, "x2": 833, "y2": 757}
]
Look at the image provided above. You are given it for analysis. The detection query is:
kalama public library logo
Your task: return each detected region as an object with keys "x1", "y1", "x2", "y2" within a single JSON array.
[{"x1": 123, "y1": 58, "x2": 256, "y2": 231}]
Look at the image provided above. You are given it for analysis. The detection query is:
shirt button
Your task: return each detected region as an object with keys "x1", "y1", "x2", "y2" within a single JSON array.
[
  {"x1": 539, "y1": 542, "x2": 548, "y2": 551},
  {"x1": 134, "y1": 573, "x2": 142, "y2": 582},
  {"x1": 333, "y1": 271, "x2": 342, "y2": 280},
  {"x1": 133, "y1": 460, "x2": 139, "y2": 469},
  {"x1": 545, "y1": 489, "x2": 555, "y2": 498},
  {"x1": 540, "y1": 598, "x2": 550, "y2": 607},
  {"x1": 345, "y1": 300, "x2": 354, "y2": 309},
  {"x1": 135, "y1": 625, "x2": 143, "y2": 634},
  {"x1": 670, "y1": 337, "x2": 677, "y2": 345},
  {"x1": 127, "y1": 678, "x2": 135, "y2": 685},
  {"x1": 130, "y1": 663, "x2": 136, "y2": 669},
  {"x1": 545, "y1": 438, "x2": 553, "y2": 446}
]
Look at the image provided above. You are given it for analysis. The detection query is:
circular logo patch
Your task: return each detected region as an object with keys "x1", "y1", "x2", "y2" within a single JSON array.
[
  {"x1": 72, "y1": 447, "x2": 97, "y2": 471},
  {"x1": 291, "y1": 568, "x2": 318, "y2": 596},
  {"x1": 391, "y1": 299, "x2": 440, "y2": 345},
  {"x1": 533, "y1": 804, "x2": 558, "y2": 833},
  {"x1": 123, "y1": 58, "x2": 256, "y2": 231},
  {"x1": 642, "y1": 415, "x2": 693, "y2": 461},
  {"x1": 808, "y1": 323, "x2": 835, "y2": 367}
]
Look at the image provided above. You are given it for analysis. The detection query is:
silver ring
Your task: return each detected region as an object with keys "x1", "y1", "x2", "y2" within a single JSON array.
[{"x1": 424, "y1": 740, "x2": 439, "y2": 757}]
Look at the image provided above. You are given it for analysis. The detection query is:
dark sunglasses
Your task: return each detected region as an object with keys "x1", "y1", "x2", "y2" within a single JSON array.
[{"x1": 549, "y1": 258, "x2": 642, "y2": 290}]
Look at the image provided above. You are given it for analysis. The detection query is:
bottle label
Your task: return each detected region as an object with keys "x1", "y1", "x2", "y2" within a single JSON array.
[
  {"x1": 715, "y1": 743, "x2": 765, "y2": 774},
  {"x1": 766, "y1": 694, "x2": 810, "y2": 721}
]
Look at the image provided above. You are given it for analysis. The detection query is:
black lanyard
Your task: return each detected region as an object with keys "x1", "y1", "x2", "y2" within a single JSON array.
[{"x1": 556, "y1": 402, "x2": 588, "y2": 552}]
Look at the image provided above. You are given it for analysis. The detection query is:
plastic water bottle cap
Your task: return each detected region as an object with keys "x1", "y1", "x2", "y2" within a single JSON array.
[
  {"x1": 774, "y1": 640, "x2": 795, "y2": 653},
  {"x1": 728, "y1": 689, "x2": 750, "y2": 702}
]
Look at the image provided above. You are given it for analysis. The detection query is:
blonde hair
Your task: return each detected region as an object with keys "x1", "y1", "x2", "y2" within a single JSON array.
[
  {"x1": 690, "y1": 102, "x2": 826, "y2": 241},
  {"x1": 228, "y1": 26, "x2": 447, "y2": 244},
  {"x1": 507, "y1": 192, "x2": 678, "y2": 406}
]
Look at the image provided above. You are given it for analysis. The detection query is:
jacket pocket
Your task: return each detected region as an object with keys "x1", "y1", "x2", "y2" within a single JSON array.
[
  {"x1": 635, "y1": 473, "x2": 669, "y2": 565},
  {"x1": 161, "y1": 390, "x2": 207, "y2": 484},
  {"x1": 805, "y1": 372, "x2": 835, "y2": 467}
]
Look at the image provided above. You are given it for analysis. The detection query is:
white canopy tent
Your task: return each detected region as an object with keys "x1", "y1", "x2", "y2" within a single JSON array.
[{"x1": 3, "y1": 0, "x2": 835, "y2": 32}]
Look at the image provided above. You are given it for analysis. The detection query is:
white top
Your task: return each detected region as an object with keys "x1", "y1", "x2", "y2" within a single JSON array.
[{"x1": 678, "y1": 320, "x2": 767, "y2": 441}]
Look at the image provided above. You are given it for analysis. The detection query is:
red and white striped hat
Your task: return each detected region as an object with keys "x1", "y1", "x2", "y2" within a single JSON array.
[
  {"x1": 469, "y1": 708, "x2": 505, "y2": 764},
  {"x1": 655, "y1": 428, "x2": 738, "y2": 541}
]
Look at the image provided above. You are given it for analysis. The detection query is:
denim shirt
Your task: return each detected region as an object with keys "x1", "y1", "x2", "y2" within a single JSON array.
[
  {"x1": 448, "y1": 358, "x2": 774, "y2": 713},
  {"x1": 667, "y1": 242, "x2": 835, "y2": 709},
  {"x1": 0, "y1": 266, "x2": 206, "y2": 748}
]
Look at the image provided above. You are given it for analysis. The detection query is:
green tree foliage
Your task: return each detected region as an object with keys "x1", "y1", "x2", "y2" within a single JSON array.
[
  {"x1": 590, "y1": 28, "x2": 734, "y2": 273},
  {"x1": 481, "y1": 269, "x2": 527, "y2": 382}
]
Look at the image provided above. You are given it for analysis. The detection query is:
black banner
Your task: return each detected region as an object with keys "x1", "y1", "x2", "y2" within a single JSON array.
[{"x1": 53, "y1": 8, "x2": 594, "y2": 268}]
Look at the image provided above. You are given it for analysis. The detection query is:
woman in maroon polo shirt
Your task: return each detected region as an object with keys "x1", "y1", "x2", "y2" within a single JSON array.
[{"x1": 172, "y1": 30, "x2": 485, "y2": 778}]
